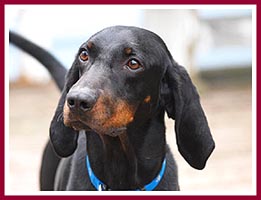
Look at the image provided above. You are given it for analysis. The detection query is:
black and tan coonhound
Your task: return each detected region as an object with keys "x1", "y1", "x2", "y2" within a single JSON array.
[{"x1": 10, "y1": 26, "x2": 215, "y2": 191}]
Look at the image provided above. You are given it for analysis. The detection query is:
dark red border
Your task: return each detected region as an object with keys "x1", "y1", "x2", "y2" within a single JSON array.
[
  {"x1": 254, "y1": 2, "x2": 259, "y2": 196},
  {"x1": 2, "y1": 0, "x2": 259, "y2": 4},
  {"x1": 1, "y1": 1, "x2": 258, "y2": 199},
  {"x1": 1, "y1": 0, "x2": 4, "y2": 198}
]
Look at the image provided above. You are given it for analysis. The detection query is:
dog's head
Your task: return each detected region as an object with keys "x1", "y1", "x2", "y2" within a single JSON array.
[
  {"x1": 62, "y1": 26, "x2": 167, "y2": 136},
  {"x1": 50, "y1": 26, "x2": 215, "y2": 170}
]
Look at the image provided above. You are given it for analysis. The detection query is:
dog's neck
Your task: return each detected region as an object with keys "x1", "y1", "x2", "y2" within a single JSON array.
[{"x1": 85, "y1": 109, "x2": 166, "y2": 190}]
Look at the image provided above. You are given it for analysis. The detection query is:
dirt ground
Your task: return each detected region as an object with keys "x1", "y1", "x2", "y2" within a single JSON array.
[{"x1": 7, "y1": 81, "x2": 254, "y2": 194}]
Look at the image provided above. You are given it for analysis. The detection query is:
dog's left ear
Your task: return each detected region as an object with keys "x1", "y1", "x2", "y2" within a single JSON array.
[
  {"x1": 50, "y1": 90, "x2": 79, "y2": 157},
  {"x1": 161, "y1": 59, "x2": 215, "y2": 170}
]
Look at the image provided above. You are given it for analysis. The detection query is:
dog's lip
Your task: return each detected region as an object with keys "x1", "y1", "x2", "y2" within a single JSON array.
[
  {"x1": 68, "y1": 119, "x2": 127, "y2": 137},
  {"x1": 69, "y1": 120, "x2": 92, "y2": 131}
]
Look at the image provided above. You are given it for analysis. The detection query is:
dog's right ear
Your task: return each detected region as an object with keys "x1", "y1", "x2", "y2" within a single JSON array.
[{"x1": 50, "y1": 66, "x2": 80, "y2": 157}]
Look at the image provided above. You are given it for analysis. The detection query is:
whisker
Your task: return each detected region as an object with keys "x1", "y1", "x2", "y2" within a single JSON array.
[{"x1": 56, "y1": 112, "x2": 63, "y2": 122}]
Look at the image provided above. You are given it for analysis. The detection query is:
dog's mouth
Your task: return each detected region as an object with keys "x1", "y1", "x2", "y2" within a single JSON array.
[
  {"x1": 63, "y1": 96, "x2": 135, "y2": 137},
  {"x1": 67, "y1": 119, "x2": 127, "y2": 137},
  {"x1": 63, "y1": 94, "x2": 155, "y2": 137},
  {"x1": 62, "y1": 92, "x2": 144, "y2": 137},
  {"x1": 67, "y1": 120, "x2": 92, "y2": 132}
]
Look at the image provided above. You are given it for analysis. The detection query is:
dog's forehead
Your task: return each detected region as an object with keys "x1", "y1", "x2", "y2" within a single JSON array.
[
  {"x1": 87, "y1": 26, "x2": 158, "y2": 51},
  {"x1": 89, "y1": 27, "x2": 138, "y2": 47}
]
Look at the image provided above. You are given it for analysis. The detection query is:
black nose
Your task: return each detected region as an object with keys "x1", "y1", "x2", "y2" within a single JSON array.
[{"x1": 66, "y1": 89, "x2": 97, "y2": 112}]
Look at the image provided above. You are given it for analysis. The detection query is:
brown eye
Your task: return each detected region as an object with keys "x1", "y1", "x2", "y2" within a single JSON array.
[
  {"x1": 79, "y1": 50, "x2": 89, "y2": 61},
  {"x1": 127, "y1": 59, "x2": 142, "y2": 71}
]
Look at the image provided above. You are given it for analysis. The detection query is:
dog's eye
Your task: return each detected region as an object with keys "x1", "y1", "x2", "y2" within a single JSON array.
[
  {"x1": 127, "y1": 59, "x2": 142, "y2": 71},
  {"x1": 79, "y1": 50, "x2": 89, "y2": 61}
]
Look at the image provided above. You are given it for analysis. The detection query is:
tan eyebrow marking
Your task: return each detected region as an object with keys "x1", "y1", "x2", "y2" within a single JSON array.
[
  {"x1": 87, "y1": 41, "x2": 93, "y2": 49},
  {"x1": 124, "y1": 47, "x2": 132, "y2": 55}
]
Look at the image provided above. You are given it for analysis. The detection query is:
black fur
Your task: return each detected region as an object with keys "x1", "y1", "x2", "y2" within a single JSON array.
[{"x1": 9, "y1": 26, "x2": 215, "y2": 191}]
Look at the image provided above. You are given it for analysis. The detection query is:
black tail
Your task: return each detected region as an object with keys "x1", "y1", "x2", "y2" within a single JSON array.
[{"x1": 9, "y1": 31, "x2": 67, "y2": 91}]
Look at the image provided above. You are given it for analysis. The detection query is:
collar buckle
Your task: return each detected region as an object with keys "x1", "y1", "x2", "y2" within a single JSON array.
[{"x1": 99, "y1": 184, "x2": 110, "y2": 191}]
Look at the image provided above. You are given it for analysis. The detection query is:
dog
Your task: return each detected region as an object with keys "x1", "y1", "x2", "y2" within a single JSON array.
[{"x1": 10, "y1": 26, "x2": 215, "y2": 191}]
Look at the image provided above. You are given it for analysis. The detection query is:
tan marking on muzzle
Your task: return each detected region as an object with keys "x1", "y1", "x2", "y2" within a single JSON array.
[
  {"x1": 102, "y1": 100, "x2": 135, "y2": 129},
  {"x1": 91, "y1": 96, "x2": 135, "y2": 129},
  {"x1": 63, "y1": 101, "x2": 91, "y2": 131},
  {"x1": 63, "y1": 102, "x2": 70, "y2": 126}
]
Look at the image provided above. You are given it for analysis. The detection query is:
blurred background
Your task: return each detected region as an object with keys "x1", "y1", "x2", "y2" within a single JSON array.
[{"x1": 6, "y1": 5, "x2": 255, "y2": 194}]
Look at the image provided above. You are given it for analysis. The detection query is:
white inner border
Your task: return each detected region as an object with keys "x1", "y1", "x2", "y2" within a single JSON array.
[{"x1": 4, "y1": 4, "x2": 257, "y2": 196}]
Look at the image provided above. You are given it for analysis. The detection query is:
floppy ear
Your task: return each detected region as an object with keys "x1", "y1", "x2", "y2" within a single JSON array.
[
  {"x1": 161, "y1": 60, "x2": 215, "y2": 170},
  {"x1": 50, "y1": 66, "x2": 79, "y2": 157}
]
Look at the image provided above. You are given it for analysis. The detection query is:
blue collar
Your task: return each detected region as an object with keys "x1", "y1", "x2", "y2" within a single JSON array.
[{"x1": 86, "y1": 155, "x2": 166, "y2": 191}]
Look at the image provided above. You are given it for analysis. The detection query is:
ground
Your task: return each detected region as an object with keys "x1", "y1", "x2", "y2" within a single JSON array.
[{"x1": 7, "y1": 81, "x2": 253, "y2": 194}]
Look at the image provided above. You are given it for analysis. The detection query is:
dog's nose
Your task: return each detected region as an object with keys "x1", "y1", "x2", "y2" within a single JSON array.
[{"x1": 66, "y1": 90, "x2": 97, "y2": 112}]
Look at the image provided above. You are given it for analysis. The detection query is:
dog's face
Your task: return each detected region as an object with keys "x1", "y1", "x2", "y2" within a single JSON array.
[
  {"x1": 51, "y1": 26, "x2": 214, "y2": 170},
  {"x1": 63, "y1": 26, "x2": 168, "y2": 136}
]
